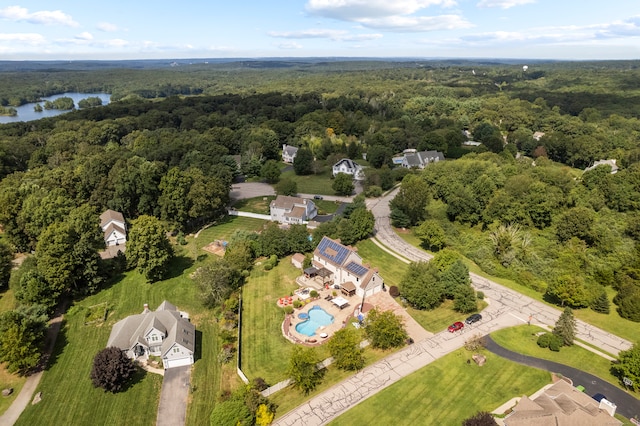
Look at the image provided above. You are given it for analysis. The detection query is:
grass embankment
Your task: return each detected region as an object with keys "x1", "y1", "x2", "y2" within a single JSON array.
[
  {"x1": 328, "y1": 349, "x2": 550, "y2": 426},
  {"x1": 491, "y1": 325, "x2": 628, "y2": 392},
  {"x1": 394, "y1": 228, "x2": 640, "y2": 344},
  {"x1": 13, "y1": 217, "x2": 266, "y2": 426},
  {"x1": 231, "y1": 196, "x2": 276, "y2": 214}
]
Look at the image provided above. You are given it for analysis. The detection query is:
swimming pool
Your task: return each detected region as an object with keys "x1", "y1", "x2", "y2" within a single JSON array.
[{"x1": 295, "y1": 305, "x2": 334, "y2": 336}]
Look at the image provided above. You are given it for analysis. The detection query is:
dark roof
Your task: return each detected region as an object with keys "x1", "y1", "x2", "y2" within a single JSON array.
[
  {"x1": 283, "y1": 145, "x2": 299, "y2": 156},
  {"x1": 333, "y1": 158, "x2": 359, "y2": 170},
  {"x1": 315, "y1": 236, "x2": 351, "y2": 266},
  {"x1": 345, "y1": 261, "x2": 369, "y2": 277}
]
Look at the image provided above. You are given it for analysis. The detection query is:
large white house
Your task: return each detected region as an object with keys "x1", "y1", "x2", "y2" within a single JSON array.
[
  {"x1": 282, "y1": 144, "x2": 299, "y2": 163},
  {"x1": 106, "y1": 301, "x2": 195, "y2": 369},
  {"x1": 270, "y1": 195, "x2": 317, "y2": 224},
  {"x1": 312, "y1": 236, "x2": 384, "y2": 298},
  {"x1": 332, "y1": 158, "x2": 364, "y2": 180},
  {"x1": 394, "y1": 149, "x2": 445, "y2": 169}
]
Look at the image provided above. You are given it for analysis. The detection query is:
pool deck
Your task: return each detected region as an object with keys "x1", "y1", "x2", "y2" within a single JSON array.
[{"x1": 281, "y1": 288, "x2": 432, "y2": 346}]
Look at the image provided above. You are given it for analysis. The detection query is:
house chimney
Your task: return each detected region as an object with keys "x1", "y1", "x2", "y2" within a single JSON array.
[{"x1": 143, "y1": 303, "x2": 150, "y2": 314}]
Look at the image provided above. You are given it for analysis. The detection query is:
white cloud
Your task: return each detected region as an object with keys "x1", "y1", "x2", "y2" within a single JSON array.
[
  {"x1": 477, "y1": 0, "x2": 535, "y2": 9},
  {"x1": 360, "y1": 14, "x2": 472, "y2": 32},
  {"x1": 105, "y1": 39, "x2": 129, "y2": 47},
  {"x1": 0, "y1": 6, "x2": 79, "y2": 27},
  {"x1": 305, "y1": 0, "x2": 468, "y2": 32},
  {"x1": 0, "y1": 32, "x2": 46, "y2": 44},
  {"x1": 269, "y1": 29, "x2": 382, "y2": 41},
  {"x1": 307, "y1": 0, "x2": 456, "y2": 20},
  {"x1": 75, "y1": 32, "x2": 93, "y2": 41},
  {"x1": 97, "y1": 22, "x2": 119, "y2": 32}
]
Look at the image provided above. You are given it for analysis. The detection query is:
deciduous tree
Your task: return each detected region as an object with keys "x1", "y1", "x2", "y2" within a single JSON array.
[
  {"x1": 328, "y1": 328, "x2": 364, "y2": 371},
  {"x1": 287, "y1": 346, "x2": 323, "y2": 394},
  {"x1": 364, "y1": 308, "x2": 408, "y2": 350},
  {"x1": 332, "y1": 172, "x2": 354, "y2": 196},
  {"x1": 126, "y1": 215, "x2": 173, "y2": 282},
  {"x1": 0, "y1": 239, "x2": 12, "y2": 290},
  {"x1": 90, "y1": 347, "x2": 137, "y2": 393},
  {"x1": 0, "y1": 305, "x2": 48, "y2": 375},
  {"x1": 401, "y1": 261, "x2": 444, "y2": 310}
]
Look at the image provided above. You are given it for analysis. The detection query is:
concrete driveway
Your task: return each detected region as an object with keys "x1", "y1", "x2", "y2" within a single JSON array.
[{"x1": 156, "y1": 366, "x2": 191, "y2": 426}]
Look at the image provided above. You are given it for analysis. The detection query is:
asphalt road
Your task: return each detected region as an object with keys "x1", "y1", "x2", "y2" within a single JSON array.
[{"x1": 485, "y1": 336, "x2": 640, "y2": 420}]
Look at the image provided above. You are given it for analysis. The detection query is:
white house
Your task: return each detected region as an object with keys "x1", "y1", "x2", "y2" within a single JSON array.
[
  {"x1": 270, "y1": 195, "x2": 317, "y2": 224},
  {"x1": 584, "y1": 159, "x2": 619, "y2": 174},
  {"x1": 332, "y1": 158, "x2": 364, "y2": 180},
  {"x1": 312, "y1": 236, "x2": 384, "y2": 298},
  {"x1": 100, "y1": 209, "x2": 126, "y2": 247},
  {"x1": 282, "y1": 144, "x2": 299, "y2": 163},
  {"x1": 399, "y1": 149, "x2": 445, "y2": 169},
  {"x1": 106, "y1": 301, "x2": 195, "y2": 369}
]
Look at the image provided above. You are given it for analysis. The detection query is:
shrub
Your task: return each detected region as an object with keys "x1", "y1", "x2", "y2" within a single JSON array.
[
  {"x1": 365, "y1": 185, "x2": 383, "y2": 197},
  {"x1": 293, "y1": 300, "x2": 302, "y2": 309},
  {"x1": 476, "y1": 291, "x2": 485, "y2": 300},
  {"x1": 537, "y1": 333, "x2": 552, "y2": 348},
  {"x1": 389, "y1": 286, "x2": 400, "y2": 297},
  {"x1": 253, "y1": 377, "x2": 269, "y2": 391},
  {"x1": 263, "y1": 263, "x2": 273, "y2": 271},
  {"x1": 283, "y1": 306, "x2": 294, "y2": 315},
  {"x1": 310, "y1": 290, "x2": 318, "y2": 298},
  {"x1": 177, "y1": 231, "x2": 187, "y2": 245}
]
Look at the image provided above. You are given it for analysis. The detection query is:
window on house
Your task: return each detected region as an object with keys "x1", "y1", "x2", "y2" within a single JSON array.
[{"x1": 173, "y1": 347, "x2": 180, "y2": 353}]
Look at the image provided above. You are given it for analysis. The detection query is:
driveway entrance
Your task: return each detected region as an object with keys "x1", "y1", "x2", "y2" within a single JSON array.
[{"x1": 156, "y1": 365, "x2": 191, "y2": 426}]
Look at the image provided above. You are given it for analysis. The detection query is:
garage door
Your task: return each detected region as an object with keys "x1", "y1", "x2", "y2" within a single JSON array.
[{"x1": 164, "y1": 357, "x2": 192, "y2": 369}]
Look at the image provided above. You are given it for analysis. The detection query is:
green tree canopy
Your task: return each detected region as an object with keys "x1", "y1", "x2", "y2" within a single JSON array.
[
  {"x1": 400, "y1": 261, "x2": 444, "y2": 310},
  {"x1": 126, "y1": 215, "x2": 174, "y2": 282},
  {"x1": 293, "y1": 147, "x2": 314, "y2": 175},
  {"x1": 327, "y1": 327, "x2": 364, "y2": 371},
  {"x1": 553, "y1": 307, "x2": 577, "y2": 346},
  {"x1": 287, "y1": 346, "x2": 324, "y2": 394},
  {"x1": 0, "y1": 305, "x2": 48, "y2": 375},
  {"x1": 364, "y1": 308, "x2": 408, "y2": 349},
  {"x1": 332, "y1": 172, "x2": 354, "y2": 196}
]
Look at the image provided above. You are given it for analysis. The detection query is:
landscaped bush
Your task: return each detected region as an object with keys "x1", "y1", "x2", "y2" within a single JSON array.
[
  {"x1": 537, "y1": 333, "x2": 563, "y2": 351},
  {"x1": 476, "y1": 291, "x2": 484, "y2": 300},
  {"x1": 284, "y1": 306, "x2": 294, "y2": 315},
  {"x1": 253, "y1": 377, "x2": 269, "y2": 391},
  {"x1": 389, "y1": 286, "x2": 400, "y2": 297},
  {"x1": 310, "y1": 290, "x2": 318, "y2": 298},
  {"x1": 263, "y1": 263, "x2": 273, "y2": 271},
  {"x1": 293, "y1": 300, "x2": 302, "y2": 309}
]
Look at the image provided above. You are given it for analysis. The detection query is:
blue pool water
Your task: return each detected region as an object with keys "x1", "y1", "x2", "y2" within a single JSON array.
[{"x1": 295, "y1": 306, "x2": 334, "y2": 336}]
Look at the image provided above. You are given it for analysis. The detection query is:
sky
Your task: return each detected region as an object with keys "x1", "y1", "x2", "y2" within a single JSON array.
[{"x1": 1, "y1": 1, "x2": 639, "y2": 61}]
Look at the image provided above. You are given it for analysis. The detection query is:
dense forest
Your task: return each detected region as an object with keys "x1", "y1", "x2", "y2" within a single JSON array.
[{"x1": 1, "y1": 59, "x2": 640, "y2": 326}]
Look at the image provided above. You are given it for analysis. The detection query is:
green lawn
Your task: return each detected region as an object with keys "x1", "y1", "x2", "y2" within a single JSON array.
[
  {"x1": 13, "y1": 224, "x2": 264, "y2": 426},
  {"x1": 184, "y1": 216, "x2": 266, "y2": 259},
  {"x1": 394, "y1": 228, "x2": 640, "y2": 344},
  {"x1": 281, "y1": 169, "x2": 335, "y2": 195},
  {"x1": 0, "y1": 362, "x2": 26, "y2": 415},
  {"x1": 328, "y1": 349, "x2": 551, "y2": 426},
  {"x1": 313, "y1": 199, "x2": 341, "y2": 215},
  {"x1": 491, "y1": 325, "x2": 629, "y2": 393},
  {"x1": 231, "y1": 196, "x2": 276, "y2": 214},
  {"x1": 240, "y1": 258, "x2": 302, "y2": 385}
]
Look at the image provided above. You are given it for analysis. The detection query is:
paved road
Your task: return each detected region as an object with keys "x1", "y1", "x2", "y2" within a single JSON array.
[
  {"x1": 367, "y1": 188, "x2": 633, "y2": 357},
  {"x1": 156, "y1": 366, "x2": 191, "y2": 426},
  {"x1": 230, "y1": 182, "x2": 275, "y2": 201},
  {"x1": 485, "y1": 336, "x2": 640, "y2": 420}
]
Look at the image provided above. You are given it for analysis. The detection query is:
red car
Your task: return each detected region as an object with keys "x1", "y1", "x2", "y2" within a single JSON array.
[{"x1": 448, "y1": 321, "x2": 464, "y2": 332}]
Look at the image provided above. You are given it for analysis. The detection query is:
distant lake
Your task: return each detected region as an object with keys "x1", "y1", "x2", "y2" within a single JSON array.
[{"x1": 0, "y1": 92, "x2": 111, "y2": 124}]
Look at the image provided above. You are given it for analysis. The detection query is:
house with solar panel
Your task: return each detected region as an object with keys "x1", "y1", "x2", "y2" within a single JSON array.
[{"x1": 311, "y1": 236, "x2": 384, "y2": 298}]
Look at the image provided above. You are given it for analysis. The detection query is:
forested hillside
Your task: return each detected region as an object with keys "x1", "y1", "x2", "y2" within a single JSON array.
[{"x1": 0, "y1": 60, "x2": 639, "y2": 324}]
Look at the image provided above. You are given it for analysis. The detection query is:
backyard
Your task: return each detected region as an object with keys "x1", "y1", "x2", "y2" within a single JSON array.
[{"x1": 10, "y1": 217, "x2": 267, "y2": 426}]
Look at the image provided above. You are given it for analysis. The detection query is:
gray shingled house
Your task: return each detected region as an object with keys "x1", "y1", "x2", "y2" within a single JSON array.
[{"x1": 106, "y1": 301, "x2": 195, "y2": 369}]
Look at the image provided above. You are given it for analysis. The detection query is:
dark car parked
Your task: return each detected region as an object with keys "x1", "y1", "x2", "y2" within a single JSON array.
[
  {"x1": 314, "y1": 195, "x2": 323, "y2": 200},
  {"x1": 465, "y1": 313, "x2": 482, "y2": 324}
]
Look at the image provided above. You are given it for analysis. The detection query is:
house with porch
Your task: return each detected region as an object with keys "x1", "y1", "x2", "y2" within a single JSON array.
[
  {"x1": 270, "y1": 195, "x2": 317, "y2": 224},
  {"x1": 106, "y1": 301, "x2": 195, "y2": 369},
  {"x1": 312, "y1": 236, "x2": 384, "y2": 298}
]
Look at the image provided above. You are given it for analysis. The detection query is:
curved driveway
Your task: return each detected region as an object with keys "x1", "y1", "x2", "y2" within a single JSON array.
[{"x1": 485, "y1": 336, "x2": 640, "y2": 420}]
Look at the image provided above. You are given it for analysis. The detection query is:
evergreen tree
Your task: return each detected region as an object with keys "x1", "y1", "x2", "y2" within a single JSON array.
[
  {"x1": 293, "y1": 147, "x2": 313, "y2": 175},
  {"x1": 553, "y1": 307, "x2": 577, "y2": 346},
  {"x1": 590, "y1": 288, "x2": 611, "y2": 314}
]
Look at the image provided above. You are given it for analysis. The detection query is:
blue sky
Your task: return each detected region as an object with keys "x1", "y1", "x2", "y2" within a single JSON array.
[{"x1": 1, "y1": 1, "x2": 639, "y2": 60}]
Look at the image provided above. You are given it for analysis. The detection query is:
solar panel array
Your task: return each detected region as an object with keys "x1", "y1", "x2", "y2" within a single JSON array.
[
  {"x1": 345, "y1": 261, "x2": 369, "y2": 277},
  {"x1": 317, "y1": 237, "x2": 351, "y2": 265}
]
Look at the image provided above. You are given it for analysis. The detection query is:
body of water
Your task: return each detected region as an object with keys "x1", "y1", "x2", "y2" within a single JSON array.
[
  {"x1": 0, "y1": 92, "x2": 111, "y2": 124},
  {"x1": 295, "y1": 305, "x2": 334, "y2": 336}
]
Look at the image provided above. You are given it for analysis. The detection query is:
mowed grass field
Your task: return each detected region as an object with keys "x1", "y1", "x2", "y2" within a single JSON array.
[
  {"x1": 13, "y1": 216, "x2": 269, "y2": 426},
  {"x1": 281, "y1": 169, "x2": 335, "y2": 195},
  {"x1": 328, "y1": 349, "x2": 551, "y2": 426}
]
